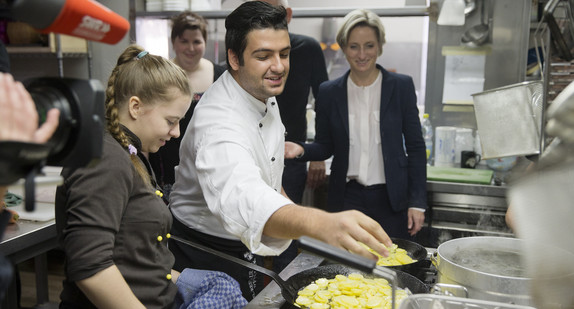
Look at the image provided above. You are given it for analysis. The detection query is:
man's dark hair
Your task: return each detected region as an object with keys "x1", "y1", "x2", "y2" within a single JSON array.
[{"x1": 225, "y1": 1, "x2": 288, "y2": 68}]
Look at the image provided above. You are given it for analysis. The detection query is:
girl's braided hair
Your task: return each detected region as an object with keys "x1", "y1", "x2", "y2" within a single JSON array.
[{"x1": 104, "y1": 44, "x2": 191, "y2": 184}]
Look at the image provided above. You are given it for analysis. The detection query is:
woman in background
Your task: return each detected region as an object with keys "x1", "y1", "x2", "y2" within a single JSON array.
[
  {"x1": 285, "y1": 9, "x2": 427, "y2": 239},
  {"x1": 149, "y1": 11, "x2": 226, "y2": 199},
  {"x1": 55, "y1": 45, "x2": 192, "y2": 308}
]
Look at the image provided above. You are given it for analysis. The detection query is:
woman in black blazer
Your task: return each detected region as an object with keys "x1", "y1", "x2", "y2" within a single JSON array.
[{"x1": 285, "y1": 8, "x2": 427, "y2": 239}]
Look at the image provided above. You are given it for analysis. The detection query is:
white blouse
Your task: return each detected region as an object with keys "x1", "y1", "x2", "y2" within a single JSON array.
[{"x1": 347, "y1": 71, "x2": 386, "y2": 186}]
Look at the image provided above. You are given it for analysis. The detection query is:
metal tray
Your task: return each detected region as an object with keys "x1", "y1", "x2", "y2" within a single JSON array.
[
  {"x1": 399, "y1": 294, "x2": 537, "y2": 309},
  {"x1": 472, "y1": 81, "x2": 543, "y2": 160}
]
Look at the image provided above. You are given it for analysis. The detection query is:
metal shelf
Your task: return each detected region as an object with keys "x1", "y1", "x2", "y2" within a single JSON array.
[
  {"x1": 6, "y1": 46, "x2": 87, "y2": 58},
  {"x1": 6, "y1": 33, "x2": 87, "y2": 55},
  {"x1": 6, "y1": 45, "x2": 52, "y2": 54},
  {"x1": 135, "y1": 5, "x2": 430, "y2": 19}
]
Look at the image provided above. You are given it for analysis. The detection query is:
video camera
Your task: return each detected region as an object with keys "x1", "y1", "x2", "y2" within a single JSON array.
[
  {"x1": 0, "y1": 0, "x2": 129, "y2": 212},
  {"x1": 26, "y1": 78, "x2": 105, "y2": 168},
  {"x1": 0, "y1": 77, "x2": 105, "y2": 211}
]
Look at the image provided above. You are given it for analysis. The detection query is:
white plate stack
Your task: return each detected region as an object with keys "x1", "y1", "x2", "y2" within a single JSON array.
[
  {"x1": 146, "y1": 0, "x2": 163, "y2": 12},
  {"x1": 163, "y1": 0, "x2": 190, "y2": 11},
  {"x1": 192, "y1": 0, "x2": 221, "y2": 10}
]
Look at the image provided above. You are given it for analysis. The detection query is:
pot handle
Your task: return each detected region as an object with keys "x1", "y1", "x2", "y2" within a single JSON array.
[
  {"x1": 432, "y1": 283, "x2": 469, "y2": 298},
  {"x1": 430, "y1": 251, "x2": 438, "y2": 267}
]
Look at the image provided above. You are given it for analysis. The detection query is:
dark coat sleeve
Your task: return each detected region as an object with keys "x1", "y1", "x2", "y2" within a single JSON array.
[{"x1": 391, "y1": 72, "x2": 427, "y2": 210}]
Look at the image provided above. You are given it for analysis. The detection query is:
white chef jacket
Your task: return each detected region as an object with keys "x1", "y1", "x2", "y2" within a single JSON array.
[{"x1": 170, "y1": 71, "x2": 293, "y2": 255}]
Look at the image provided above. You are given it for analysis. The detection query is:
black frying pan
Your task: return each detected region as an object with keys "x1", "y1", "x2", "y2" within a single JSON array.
[
  {"x1": 170, "y1": 235, "x2": 429, "y2": 307},
  {"x1": 386, "y1": 237, "x2": 428, "y2": 275},
  {"x1": 279, "y1": 264, "x2": 428, "y2": 309}
]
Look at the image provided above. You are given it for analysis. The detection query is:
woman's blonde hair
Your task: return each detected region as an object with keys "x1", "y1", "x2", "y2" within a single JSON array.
[
  {"x1": 336, "y1": 9, "x2": 386, "y2": 56},
  {"x1": 105, "y1": 44, "x2": 191, "y2": 184}
]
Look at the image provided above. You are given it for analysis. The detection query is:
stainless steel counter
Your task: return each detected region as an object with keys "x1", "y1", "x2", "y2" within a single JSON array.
[
  {"x1": 427, "y1": 180, "x2": 506, "y2": 198},
  {"x1": 1, "y1": 219, "x2": 58, "y2": 309},
  {"x1": 1, "y1": 219, "x2": 57, "y2": 262},
  {"x1": 424, "y1": 180, "x2": 512, "y2": 247}
]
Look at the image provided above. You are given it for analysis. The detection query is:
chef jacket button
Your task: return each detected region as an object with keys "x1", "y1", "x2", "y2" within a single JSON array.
[
  {"x1": 271, "y1": 102, "x2": 275, "y2": 106},
  {"x1": 259, "y1": 123, "x2": 263, "y2": 128},
  {"x1": 166, "y1": 233, "x2": 171, "y2": 238},
  {"x1": 271, "y1": 157, "x2": 275, "y2": 162},
  {"x1": 157, "y1": 236, "x2": 163, "y2": 242},
  {"x1": 166, "y1": 274, "x2": 172, "y2": 280}
]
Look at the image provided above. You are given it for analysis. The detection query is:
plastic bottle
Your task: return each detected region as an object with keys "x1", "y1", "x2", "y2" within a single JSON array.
[{"x1": 421, "y1": 113, "x2": 433, "y2": 165}]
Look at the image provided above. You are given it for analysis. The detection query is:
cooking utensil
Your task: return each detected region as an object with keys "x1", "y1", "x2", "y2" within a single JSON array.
[
  {"x1": 285, "y1": 264, "x2": 429, "y2": 308},
  {"x1": 431, "y1": 236, "x2": 533, "y2": 305},
  {"x1": 297, "y1": 237, "x2": 428, "y2": 308},
  {"x1": 170, "y1": 235, "x2": 299, "y2": 304},
  {"x1": 461, "y1": 0, "x2": 489, "y2": 46},
  {"x1": 472, "y1": 81, "x2": 544, "y2": 160},
  {"x1": 437, "y1": 0, "x2": 465, "y2": 26},
  {"x1": 385, "y1": 238, "x2": 428, "y2": 276},
  {"x1": 463, "y1": 0, "x2": 476, "y2": 15},
  {"x1": 542, "y1": 0, "x2": 574, "y2": 61},
  {"x1": 170, "y1": 235, "x2": 429, "y2": 308}
]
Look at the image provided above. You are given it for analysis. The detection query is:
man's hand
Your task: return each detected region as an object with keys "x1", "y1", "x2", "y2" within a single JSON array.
[
  {"x1": 264, "y1": 206, "x2": 392, "y2": 261},
  {"x1": 284, "y1": 141, "x2": 304, "y2": 159},
  {"x1": 306, "y1": 161, "x2": 326, "y2": 189},
  {"x1": 0, "y1": 73, "x2": 60, "y2": 144},
  {"x1": 407, "y1": 208, "x2": 425, "y2": 236},
  {"x1": 315, "y1": 210, "x2": 393, "y2": 260}
]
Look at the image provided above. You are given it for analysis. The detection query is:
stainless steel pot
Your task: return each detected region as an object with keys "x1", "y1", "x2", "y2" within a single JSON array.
[{"x1": 432, "y1": 236, "x2": 533, "y2": 306}]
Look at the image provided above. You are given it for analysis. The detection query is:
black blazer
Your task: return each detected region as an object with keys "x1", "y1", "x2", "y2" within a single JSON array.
[{"x1": 300, "y1": 65, "x2": 427, "y2": 212}]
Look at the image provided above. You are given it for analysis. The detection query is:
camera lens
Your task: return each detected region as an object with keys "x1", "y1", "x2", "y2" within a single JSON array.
[
  {"x1": 24, "y1": 77, "x2": 104, "y2": 168},
  {"x1": 28, "y1": 83, "x2": 77, "y2": 164}
]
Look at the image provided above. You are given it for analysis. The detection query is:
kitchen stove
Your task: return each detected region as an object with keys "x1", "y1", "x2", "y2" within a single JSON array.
[
  {"x1": 319, "y1": 251, "x2": 439, "y2": 290},
  {"x1": 245, "y1": 249, "x2": 440, "y2": 309},
  {"x1": 408, "y1": 255, "x2": 438, "y2": 287},
  {"x1": 413, "y1": 181, "x2": 513, "y2": 249}
]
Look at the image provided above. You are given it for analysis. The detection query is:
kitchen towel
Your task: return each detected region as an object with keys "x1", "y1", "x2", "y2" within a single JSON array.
[{"x1": 174, "y1": 268, "x2": 247, "y2": 309}]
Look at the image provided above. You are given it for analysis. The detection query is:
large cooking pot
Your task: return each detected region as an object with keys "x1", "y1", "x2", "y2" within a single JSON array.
[{"x1": 432, "y1": 236, "x2": 533, "y2": 306}]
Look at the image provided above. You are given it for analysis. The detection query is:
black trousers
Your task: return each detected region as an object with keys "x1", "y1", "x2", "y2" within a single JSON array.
[
  {"x1": 344, "y1": 180, "x2": 410, "y2": 239},
  {"x1": 168, "y1": 216, "x2": 265, "y2": 301}
]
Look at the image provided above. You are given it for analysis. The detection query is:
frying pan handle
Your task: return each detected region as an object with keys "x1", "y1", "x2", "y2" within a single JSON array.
[
  {"x1": 298, "y1": 236, "x2": 377, "y2": 273},
  {"x1": 169, "y1": 235, "x2": 287, "y2": 288}
]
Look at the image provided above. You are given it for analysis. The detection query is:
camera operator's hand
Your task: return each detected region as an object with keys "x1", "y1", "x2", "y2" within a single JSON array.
[
  {"x1": 0, "y1": 72, "x2": 60, "y2": 144},
  {"x1": 0, "y1": 72, "x2": 60, "y2": 196}
]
